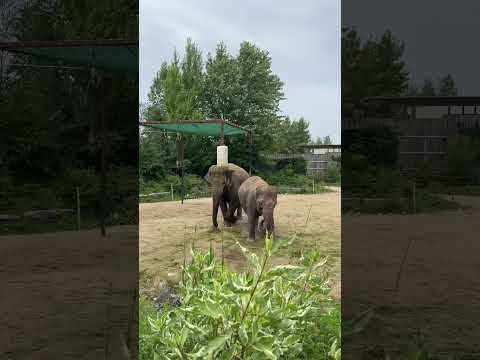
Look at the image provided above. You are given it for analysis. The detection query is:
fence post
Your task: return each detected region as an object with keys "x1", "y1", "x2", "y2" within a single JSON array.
[
  {"x1": 170, "y1": 184, "x2": 174, "y2": 201},
  {"x1": 412, "y1": 181, "x2": 416, "y2": 214},
  {"x1": 76, "y1": 187, "x2": 81, "y2": 231},
  {"x1": 312, "y1": 177, "x2": 315, "y2": 194}
]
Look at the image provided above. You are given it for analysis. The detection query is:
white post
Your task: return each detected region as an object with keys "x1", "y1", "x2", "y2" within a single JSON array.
[
  {"x1": 217, "y1": 145, "x2": 228, "y2": 165},
  {"x1": 170, "y1": 184, "x2": 174, "y2": 201}
]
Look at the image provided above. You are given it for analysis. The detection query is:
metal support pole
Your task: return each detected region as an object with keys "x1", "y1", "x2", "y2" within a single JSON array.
[
  {"x1": 0, "y1": 50, "x2": 4, "y2": 97},
  {"x1": 220, "y1": 115, "x2": 225, "y2": 145},
  {"x1": 177, "y1": 136, "x2": 185, "y2": 204}
]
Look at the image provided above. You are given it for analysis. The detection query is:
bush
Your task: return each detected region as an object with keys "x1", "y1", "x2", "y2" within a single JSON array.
[
  {"x1": 140, "y1": 236, "x2": 340, "y2": 359},
  {"x1": 325, "y1": 160, "x2": 341, "y2": 184},
  {"x1": 446, "y1": 139, "x2": 480, "y2": 183},
  {"x1": 274, "y1": 158, "x2": 307, "y2": 174},
  {"x1": 343, "y1": 127, "x2": 399, "y2": 167}
]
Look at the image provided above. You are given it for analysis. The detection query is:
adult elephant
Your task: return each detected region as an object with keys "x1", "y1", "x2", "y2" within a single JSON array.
[
  {"x1": 238, "y1": 176, "x2": 278, "y2": 241},
  {"x1": 204, "y1": 163, "x2": 249, "y2": 228}
]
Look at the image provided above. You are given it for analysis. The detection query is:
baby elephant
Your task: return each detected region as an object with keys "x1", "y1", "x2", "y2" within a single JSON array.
[{"x1": 238, "y1": 176, "x2": 277, "y2": 241}]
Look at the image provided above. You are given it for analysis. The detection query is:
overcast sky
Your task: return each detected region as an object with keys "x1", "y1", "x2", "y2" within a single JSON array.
[
  {"x1": 343, "y1": 0, "x2": 480, "y2": 95},
  {"x1": 140, "y1": 0, "x2": 341, "y2": 143}
]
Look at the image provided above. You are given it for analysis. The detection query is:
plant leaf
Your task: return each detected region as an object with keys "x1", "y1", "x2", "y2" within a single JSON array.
[{"x1": 205, "y1": 333, "x2": 231, "y2": 355}]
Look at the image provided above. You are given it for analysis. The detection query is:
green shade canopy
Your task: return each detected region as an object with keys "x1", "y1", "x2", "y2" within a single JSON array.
[
  {"x1": 0, "y1": 40, "x2": 138, "y2": 73},
  {"x1": 140, "y1": 120, "x2": 250, "y2": 137}
]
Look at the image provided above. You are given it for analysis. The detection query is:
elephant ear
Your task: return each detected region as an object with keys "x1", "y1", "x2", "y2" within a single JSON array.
[{"x1": 204, "y1": 165, "x2": 215, "y2": 184}]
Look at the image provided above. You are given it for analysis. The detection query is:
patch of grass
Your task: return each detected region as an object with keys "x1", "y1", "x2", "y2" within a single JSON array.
[
  {"x1": 0, "y1": 214, "x2": 99, "y2": 235},
  {"x1": 344, "y1": 191, "x2": 464, "y2": 215},
  {"x1": 415, "y1": 191, "x2": 464, "y2": 213},
  {"x1": 428, "y1": 182, "x2": 480, "y2": 196}
]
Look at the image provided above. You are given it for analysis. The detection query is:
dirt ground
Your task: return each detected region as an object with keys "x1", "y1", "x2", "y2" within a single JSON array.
[
  {"x1": 140, "y1": 190, "x2": 341, "y2": 298},
  {"x1": 0, "y1": 226, "x2": 138, "y2": 360},
  {"x1": 343, "y1": 195, "x2": 480, "y2": 358}
]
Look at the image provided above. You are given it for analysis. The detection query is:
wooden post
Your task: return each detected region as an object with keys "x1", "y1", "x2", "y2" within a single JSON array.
[
  {"x1": 76, "y1": 187, "x2": 81, "y2": 231},
  {"x1": 412, "y1": 181, "x2": 416, "y2": 214},
  {"x1": 170, "y1": 184, "x2": 174, "y2": 201},
  {"x1": 100, "y1": 75, "x2": 108, "y2": 237},
  {"x1": 312, "y1": 177, "x2": 315, "y2": 194}
]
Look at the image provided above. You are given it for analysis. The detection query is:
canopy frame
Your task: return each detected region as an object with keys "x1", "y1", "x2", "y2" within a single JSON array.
[
  {"x1": 140, "y1": 118, "x2": 254, "y2": 204},
  {"x1": 1, "y1": 39, "x2": 139, "y2": 237}
]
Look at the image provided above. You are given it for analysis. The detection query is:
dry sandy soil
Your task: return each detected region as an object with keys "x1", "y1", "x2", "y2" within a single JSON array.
[
  {"x1": 0, "y1": 226, "x2": 138, "y2": 360},
  {"x1": 343, "y1": 195, "x2": 480, "y2": 358},
  {"x1": 140, "y1": 190, "x2": 341, "y2": 298}
]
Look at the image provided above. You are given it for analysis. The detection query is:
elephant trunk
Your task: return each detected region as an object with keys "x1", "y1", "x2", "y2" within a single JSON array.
[{"x1": 262, "y1": 208, "x2": 275, "y2": 234}]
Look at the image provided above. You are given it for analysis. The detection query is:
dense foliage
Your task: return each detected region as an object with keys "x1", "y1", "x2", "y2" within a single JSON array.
[
  {"x1": 341, "y1": 27, "x2": 409, "y2": 116},
  {"x1": 140, "y1": 40, "x2": 317, "y2": 191},
  {"x1": 140, "y1": 236, "x2": 340, "y2": 359},
  {"x1": 1, "y1": 0, "x2": 138, "y2": 227}
]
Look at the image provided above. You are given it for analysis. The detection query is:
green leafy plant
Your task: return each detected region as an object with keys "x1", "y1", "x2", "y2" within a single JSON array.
[{"x1": 140, "y1": 234, "x2": 340, "y2": 359}]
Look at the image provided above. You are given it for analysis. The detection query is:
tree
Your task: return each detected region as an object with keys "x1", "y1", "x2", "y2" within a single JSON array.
[
  {"x1": 3, "y1": 0, "x2": 139, "y2": 221},
  {"x1": 146, "y1": 42, "x2": 204, "y2": 122},
  {"x1": 421, "y1": 78, "x2": 436, "y2": 96},
  {"x1": 204, "y1": 42, "x2": 285, "y2": 171},
  {"x1": 342, "y1": 27, "x2": 409, "y2": 115},
  {"x1": 323, "y1": 136, "x2": 332, "y2": 145},
  {"x1": 407, "y1": 83, "x2": 419, "y2": 95},
  {"x1": 438, "y1": 73, "x2": 457, "y2": 96},
  {"x1": 271, "y1": 117, "x2": 311, "y2": 153},
  {"x1": 314, "y1": 137, "x2": 323, "y2": 145},
  {"x1": 143, "y1": 39, "x2": 211, "y2": 176}
]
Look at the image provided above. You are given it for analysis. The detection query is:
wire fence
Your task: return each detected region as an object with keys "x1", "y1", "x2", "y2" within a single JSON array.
[
  {"x1": 139, "y1": 179, "x2": 331, "y2": 203},
  {"x1": 1, "y1": 185, "x2": 137, "y2": 233},
  {"x1": 343, "y1": 175, "x2": 479, "y2": 214}
]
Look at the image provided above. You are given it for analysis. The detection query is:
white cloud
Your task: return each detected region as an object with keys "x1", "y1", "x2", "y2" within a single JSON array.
[{"x1": 140, "y1": 0, "x2": 340, "y2": 142}]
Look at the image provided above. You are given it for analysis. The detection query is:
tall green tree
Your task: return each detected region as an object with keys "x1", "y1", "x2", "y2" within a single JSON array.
[
  {"x1": 421, "y1": 78, "x2": 436, "y2": 95},
  {"x1": 271, "y1": 117, "x2": 311, "y2": 153},
  {"x1": 145, "y1": 39, "x2": 204, "y2": 121},
  {"x1": 204, "y1": 42, "x2": 284, "y2": 171},
  {"x1": 142, "y1": 39, "x2": 212, "y2": 177},
  {"x1": 438, "y1": 73, "x2": 457, "y2": 96},
  {"x1": 342, "y1": 27, "x2": 409, "y2": 115}
]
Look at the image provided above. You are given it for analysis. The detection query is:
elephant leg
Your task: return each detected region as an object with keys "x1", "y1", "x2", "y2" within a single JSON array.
[
  {"x1": 212, "y1": 197, "x2": 220, "y2": 228},
  {"x1": 236, "y1": 206, "x2": 242, "y2": 220},
  {"x1": 248, "y1": 211, "x2": 258, "y2": 241},
  {"x1": 226, "y1": 199, "x2": 239, "y2": 224},
  {"x1": 220, "y1": 200, "x2": 231, "y2": 227}
]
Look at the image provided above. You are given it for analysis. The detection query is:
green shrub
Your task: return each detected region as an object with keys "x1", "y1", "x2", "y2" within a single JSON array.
[
  {"x1": 274, "y1": 158, "x2": 307, "y2": 174},
  {"x1": 140, "y1": 236, "x2": 340, "y2": 359},
  {"x1": 446, "y1": 139, "x2": 480, "y2": 183},
  {"x1": 325, "y1": 160, "x2": 341, "y2": 183}
]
